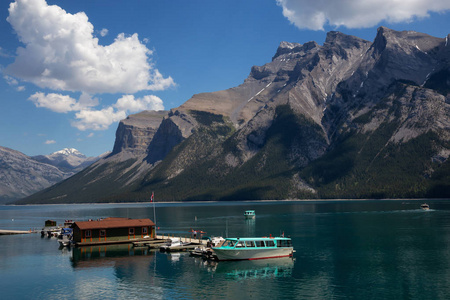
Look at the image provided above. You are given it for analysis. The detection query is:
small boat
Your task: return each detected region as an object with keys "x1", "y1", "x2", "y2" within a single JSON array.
[
  {"x1": 57, "y1": 228, "x2": 73, "y2": 247},
  {"x1": 159, "y1": 238, "x2": 191, "y2": 252},
  {"x1": 189, "y1": 236, "x2": 225, "y2": 257},
  {"x1": 244, "y1": 210, "x2": 255, "y2": 219},
  {"x1": 421, "y1": 203, "x2": 430, "y2": 210},
  {"x1": 212, "y1": 236, "x2": 294, "y2": 261}
]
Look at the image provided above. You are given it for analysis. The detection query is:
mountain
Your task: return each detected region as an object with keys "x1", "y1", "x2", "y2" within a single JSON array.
[
  {"x1": 32, "y1": 148, "x2": 105, "y2": 172},
  {"x1": 0, "y1": 146, "x2": 70, "y2": 203},
  {"x1": 16, "y1": 27, "x2": 450, "y2": 204},
  {"x1": 0, "y1": 147, "x2": 106, "y2": 203}
]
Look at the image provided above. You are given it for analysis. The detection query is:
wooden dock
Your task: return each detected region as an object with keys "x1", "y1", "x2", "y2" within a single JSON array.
[
  {"x1": 72, "y1": 234, "x2": 208, "y2": 248},
  {"x1": 0, "y1": 229, "x2": 36, "y2": 235}
]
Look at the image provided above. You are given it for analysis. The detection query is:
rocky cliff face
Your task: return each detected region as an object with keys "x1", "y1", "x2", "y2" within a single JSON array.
[
  {"x1": 17, "y1": 27, "x2": 450, "y2": 204},
  {"x1": 112, "y1": 110, "x2": 167, "y2": 157}
]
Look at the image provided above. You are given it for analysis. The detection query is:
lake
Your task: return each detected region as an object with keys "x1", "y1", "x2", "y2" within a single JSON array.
[{"x1": 1, "y1": 199, "x2": 450, "y2": 299}]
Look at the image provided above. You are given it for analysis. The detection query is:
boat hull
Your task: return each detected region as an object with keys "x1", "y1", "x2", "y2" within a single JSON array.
[{"x1": 213, "y1": 247, "x2": 294, "y2": 261}]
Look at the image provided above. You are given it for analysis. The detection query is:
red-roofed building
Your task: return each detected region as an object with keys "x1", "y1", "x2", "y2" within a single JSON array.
[{"x1": 71, "y1": 217, "x2": 155, "y2": 246}]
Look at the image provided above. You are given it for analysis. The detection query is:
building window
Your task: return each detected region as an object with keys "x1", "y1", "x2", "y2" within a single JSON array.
[
  {"x1": 85, "y1": 230, "x2": 91, "y2": 237},
  {"x1": 100, "y1": 230, "x2": 106, "y2": 237},
  {"x1": 142, "y1": 227, "x2": 148, "y2": 234},
  {"x1": 129, "y1": 228, "x2": 135, "y2": 235}
]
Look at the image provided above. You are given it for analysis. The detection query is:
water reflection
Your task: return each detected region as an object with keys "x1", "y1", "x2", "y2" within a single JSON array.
[
  {"x1": 71, "y1": 244, "x2": 154, "y2": 268},
  {"x1": 203, "y1": 257, "x2": 295, "y2": 280}
]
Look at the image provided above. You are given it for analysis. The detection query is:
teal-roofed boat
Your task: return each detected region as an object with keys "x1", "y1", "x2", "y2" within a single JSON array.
[
  {"x1": 212, "y1": 236, "x2": 294, "y2": 261},
  {"x1": 244, "y1": 210, "x2": 255, "y2": 219}
]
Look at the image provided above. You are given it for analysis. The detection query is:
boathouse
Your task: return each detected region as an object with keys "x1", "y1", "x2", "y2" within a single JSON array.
[{"x1": 71, "y1": 217, "x2": 155, "y2": 246}]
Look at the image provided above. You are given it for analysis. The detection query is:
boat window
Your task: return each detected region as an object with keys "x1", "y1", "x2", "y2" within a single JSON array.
[
  {"x1": 236, "y1": 241, "x2": 245, "y2": 248},
  {"x1": 277, "y1": 239, "x2": 292, "y2": 247},
  {"x1": 129, "y1": 228, "x2": 135, "y2": 235},
  {"x1": 255, "y1": 240, "x2": 265, "y2": 247},
  {"x1": 100, "y1": 230, "x2": 106, "y2": 237},
  {"x1": 245, "y1": 240, "x2": 255, "y2": 247},
  {"x1": 266, "y1": 240, "x2": 275, "y2": 247},
  {"x1": 85, "y1": 230, "x2": 91, "y2": 237},
  {"x1": 142, "y1": 227, "x2": 148, "y2": 234}
]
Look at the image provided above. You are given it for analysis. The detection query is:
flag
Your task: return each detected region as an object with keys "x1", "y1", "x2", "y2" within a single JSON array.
[{"x1": 150, "y1": 192, "x2": 154, "y2": 202}]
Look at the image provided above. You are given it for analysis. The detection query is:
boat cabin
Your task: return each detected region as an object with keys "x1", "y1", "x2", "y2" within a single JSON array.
[
  {"x1": 244, "y1": 210, "x2": 255, "y2": 219},
  {"x1": 71, "y1": 217, "x2": 155, "y2": 246},
  {"x1": 219, "y1": 237, "x2": 292, "y2": 249}
]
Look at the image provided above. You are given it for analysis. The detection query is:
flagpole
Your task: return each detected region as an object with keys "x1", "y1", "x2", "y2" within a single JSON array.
[{"x1": 152, "y1": 191, "x2": 157, "y2": 237}]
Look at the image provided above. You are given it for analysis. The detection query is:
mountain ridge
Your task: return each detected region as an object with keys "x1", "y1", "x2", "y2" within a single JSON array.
[
  {"x1": 15, "y1": 27, "x2": 450, "y2": 204},
  {"x1": 0, "y1": 146, "x2": 106, "y2": 203}
]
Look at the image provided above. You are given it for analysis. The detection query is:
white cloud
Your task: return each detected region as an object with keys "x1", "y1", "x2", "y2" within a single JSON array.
[
  {"x1": 276, "y1": 0, "x2": 450, "y2": 30},
  {"x1": 87, "y1": 133, "x2": 94, "y2": 138},
  {"x1": 114, "y1": 95, "x2": 164, "y2": 113},
  {"x1": 72, "y1": 107, "x2": 127, "y2": 131},
  {"x1": 99, "y1": 28, "x2": 108, "y2": 37},
  {"x1": 6, "y1": 0, "x2": 174, "y2": 94},
  {"x1": 4, "y1": 75, "x2": 18, "y2": 86},
  {"x1": 29, "y1": 92, "x2": 79, "y2": 113},
  {"x1": 27, "y1": 91, "x2": 164, "y2": 130},
  {"x1": 45, "y1": 140, "x2": 56, "y2": 144},
  {"x1": 72, "y1": 94, "x2": 164, "y2": 131}
]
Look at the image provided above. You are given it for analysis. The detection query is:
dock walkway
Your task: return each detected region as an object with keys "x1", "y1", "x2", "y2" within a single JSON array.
[
  {"x1": 0, "y1": 229, "x2": 35, "y2": 235},
  {"x1": 73, "y1": 234, "x2": 208, "y2": 248}
]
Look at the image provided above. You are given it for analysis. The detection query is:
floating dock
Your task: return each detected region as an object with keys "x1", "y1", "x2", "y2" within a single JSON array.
[
  {"x1": 72, "y1": 235, "x2": 208, "y2": 248},
  {"x1": 0, "y1": 229, "x2": 36, "y2": 235}
]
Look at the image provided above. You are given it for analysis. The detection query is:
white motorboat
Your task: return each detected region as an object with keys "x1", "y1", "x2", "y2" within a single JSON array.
[
  {"x1": 159, "y1": 238, "x2": 190, "y2": 252},
  {"x1": 421, "y1": 203, "x2": 430, "y2": 210}
]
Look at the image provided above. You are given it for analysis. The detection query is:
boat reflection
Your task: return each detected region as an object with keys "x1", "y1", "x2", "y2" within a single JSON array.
[
  {"x1": 71, "y1": 244, "x2": 154, "y2": 268},
  {"x1": 204, "y1": 257, "x2": 294, "y2": 280}
]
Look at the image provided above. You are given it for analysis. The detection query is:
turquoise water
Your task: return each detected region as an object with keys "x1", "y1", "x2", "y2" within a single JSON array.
[{"x1": 1, "y1": 200, "x2": 450, "y2": 299}]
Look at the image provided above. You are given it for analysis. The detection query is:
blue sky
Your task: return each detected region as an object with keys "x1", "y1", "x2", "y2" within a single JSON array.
[{"x1": 1, "y1": 0, "x2": 449, "y2": 157}]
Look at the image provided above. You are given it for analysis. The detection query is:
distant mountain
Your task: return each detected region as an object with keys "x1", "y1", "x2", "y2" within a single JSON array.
[
  {"x1": 17, "y1": 27, "x2": 450, "y2": 204},
  {"x1": 0, "y1": 147, "x2": 107, "y2": 203},
  {"x1": 32, "y1": 148, "x2": 107, "y2": 172}
]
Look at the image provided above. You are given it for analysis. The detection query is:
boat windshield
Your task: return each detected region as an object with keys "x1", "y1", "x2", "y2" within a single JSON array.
[
  {"x1": 235, "y1": 241, "x2": 245, "y2": 248},
  {"x1": 222, "y1": 240, "x2": 236, "y2": 247}
]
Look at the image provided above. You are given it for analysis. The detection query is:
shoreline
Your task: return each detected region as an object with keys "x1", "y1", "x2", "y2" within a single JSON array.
[{"x1": 3, "y1": 198, "x2": 448, "y2": 206}]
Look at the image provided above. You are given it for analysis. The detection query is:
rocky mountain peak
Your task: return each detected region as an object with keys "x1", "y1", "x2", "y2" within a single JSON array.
[
  {"x1": 272, "y1": 41, "x2": 302, "y2": 60},
  {"x1": 52, "y1": 148, "x2": 85, "y2": 158},
  {"x1": 324, "y1": 31, "x2": 370, "y2": 50}
]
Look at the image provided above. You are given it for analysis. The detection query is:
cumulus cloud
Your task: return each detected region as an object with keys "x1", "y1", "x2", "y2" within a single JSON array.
[
  {"x1": 45, "y1": 140, "x2": 56, "y2": 144},
  {"x1": 72, "y1": 94, "x2": 164, "y2": 131},
  {"x1": 29, "y1": 92, "x2": 79, "y2": 113},
  {"x1": 114, "y1": 95, "x2": 164, "y2": 113},
  {"x1": 29, "y1": 91, "x2": 164, "y2": 130},
  {"x1": 276, "y1": 0, "x2": 450, "y2": 30},
  {"x1": 6, "y1": 0, "x2": 174, "y2": 94},
  {"x1": 5, "y1": 0, "x2": 171, "y2": 132},
  {"x1": 73, "y1": 107, "x2": 127, "y2": 131}
]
